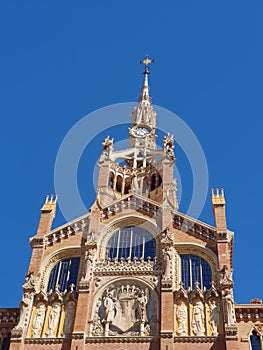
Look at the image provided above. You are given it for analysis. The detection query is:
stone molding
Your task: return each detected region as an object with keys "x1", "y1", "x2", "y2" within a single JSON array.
[
  {"x1": 30, "y1": 235, "x2": 45, "y2": 248},
  {"x1": 225, "y1": 325, "x2": 238, "y2": 339},
  {"x1": 72, "y1": 331, "x2": 85, "y2": 339},
  {"x1": 94, "y1": 259, "x2": 162, "y2": 276},
  {"x1": 25, "y1": 337, "x2": 64, "y2": 344},
  {"x1": 174, "y1": 336, "x2": 219, "y2": 343},
  {"x1": 86, "y1": 335, "x2": 159, "y2": 343},
  {"x1": 160, "y1": 330, "x2": 173, "y2": 338}
]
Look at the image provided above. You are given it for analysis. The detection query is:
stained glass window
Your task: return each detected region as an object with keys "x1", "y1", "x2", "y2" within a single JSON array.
[
  {"x1": 107, "y1": 226, "x2": 156, "y2": 261},
  {"x1": 47, "y1": 257, "x2": 80, "y2": 292},
  {"x1": 180, "y1": 254, "x2": 212, "y2": 290}
]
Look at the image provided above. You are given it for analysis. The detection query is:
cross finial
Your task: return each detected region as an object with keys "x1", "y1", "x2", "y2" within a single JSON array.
[{"x1": 140, "y1": 55, "x2": 155, "y2": 74}]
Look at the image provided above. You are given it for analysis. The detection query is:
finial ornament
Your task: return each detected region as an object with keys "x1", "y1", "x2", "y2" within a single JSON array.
[{"x1": 140, "y1": 54, "x2": 155, "y2": 73}]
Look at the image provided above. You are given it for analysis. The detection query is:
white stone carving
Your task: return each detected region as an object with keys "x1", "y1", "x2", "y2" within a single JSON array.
[
  {"x1": 94, "y1": 258, "x2": 162, "y2": 276},
  {"x1": 162, "y1": 248, "x2": 172, "y2": 280},
  {"x1": 132, "y1": 104, "x2": 156, "y2": 127},
  {"x1": 219, "y1": 265, "x2": 233, "y2": 288},
  {"x1": 23, "y1": 272, "x2": 40, "y2": 293},
  {"x1": 192, "y1": 301, "x2": 205, "y2": 336},
  {"x1": 32, "y1": 303, "x2": 45, "y2": 338},
  {"x1": 103, "y1": 292, "x2": 116, "y2": 323},
  {"x1": 163, "y1": 133, "x2": 175, "y2": 160},
  {"x1": 209, "y1": 300, "x2": 219, "y2": 336},
  {"x1": 176, "y1": 301, "x2": 187, "y2": 336},
  {"x1": 63, "y1": 301, "x2": 76, "y2": 337},
  {"x1": 81, "y1": 251, "x2": 94, "y2": 281},
  {"x1": 46, "y1": 302, "x2": 61, "y2": 337},
  {"x1": 91, "y1": 312, "x2": 104, "y2": 336},
  {"x1": 100, "y1": 136, "x2": 114, "y2": 161},
  {"x1": 92, "y1": 282, "x2": 155, "y2": 337},
  {"x1": 14, "y1": 293, "x2": 33, "y2": 332},
  {"x1": 223, "y1": 289, "x2": 236, "y2": 326},
  {"x1": 136, "y1": 289, "x2": 149, "y2": 322}
]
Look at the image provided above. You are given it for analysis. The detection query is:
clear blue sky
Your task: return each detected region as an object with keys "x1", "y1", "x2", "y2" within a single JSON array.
[{"x1": 0, "y1": 1, "x2": 262, "y2": 307}]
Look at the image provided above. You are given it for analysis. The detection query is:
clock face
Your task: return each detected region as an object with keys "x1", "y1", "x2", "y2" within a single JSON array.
[{"x1": 132, "y1": 127, "x2": 150, "y2": 137}]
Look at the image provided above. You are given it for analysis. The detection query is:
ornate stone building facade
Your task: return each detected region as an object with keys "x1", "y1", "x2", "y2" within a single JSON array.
[{"x1": 1, "y1": 58, "x2": 262, "y2": 350}]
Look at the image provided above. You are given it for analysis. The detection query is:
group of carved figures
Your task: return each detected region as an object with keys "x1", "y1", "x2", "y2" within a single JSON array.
[
  {"x1": 30, "y1": 300, "x2": 76, "y2": 338},
  {"x1": 175, "y1": 299, "x2": 220, "y2": 336},
  {"x1": 13, "y1": 281, "x2": 76, "y2": 338},
  {"x1": 91, "y1": 283, "x2": 158, "y2": 337},
  {"x1": 176, "y1": 282, "x2": 236, "y2": 336}
]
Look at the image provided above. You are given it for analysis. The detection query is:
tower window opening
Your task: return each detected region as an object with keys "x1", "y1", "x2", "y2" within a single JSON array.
[
  {"x1": 47, "y1": 257, "x2": 80, "y2": 293},
  {"x1": 106, "y1": 226, "x2": 156, "y2": 261},
  {"x1": 108, "y1": 172, "x2": 114, "y2": 188},
  {"x1": 180, "y1": 254, "x2": 212, "y2": 290}
]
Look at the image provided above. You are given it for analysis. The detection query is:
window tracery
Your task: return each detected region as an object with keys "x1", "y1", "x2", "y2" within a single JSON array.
[
  {"x1": 47, "y1": 257, "x2": 80, "y2": 293},
  {"x1": 180, "y1": 254, "x2": 212, "y2": 290},
  {"x1": 106, "y1": 226, "x2": 156, "y2": 261}
]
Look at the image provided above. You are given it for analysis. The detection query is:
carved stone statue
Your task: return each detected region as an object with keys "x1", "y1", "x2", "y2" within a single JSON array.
[
  {"x1": 103, "y1": 293, "x2": 116, "y2": 323},
  {"x1": 63, "y1": 301, "x2": 76, "y2": 336},
  {"x1": 32, "y1": 303, "x2": 45, "y2": 338},
  {"x1": 81, "y1": 251, "x2": 94, "y2": 281},
  {"x1": 223, "y1": 289, "x2": 236, "y2": 326},
  {"x1": 160, "y1": 228, "x2": 173, "y2": 245},
  {"x1": 209, "y1": 300, "x2": 219, "y2": 336},
  {"x1": 219, "y1": 265, "x2": 233, "y2": 287},
  {"x1": 15, "y1": 293, "x2": 33, "y2": 331},
  {"x1": 176, "y1": 301, "x2": 187, "y2": 335},
  {"x1": 22, "y1": 272, "x2": 40, "y2": 293},
  {"x1": 162, "y1": 248, "x2": 172, "y2": 280},
  {"x1": 86, "y1": 230, "x2": 96, "y2": 244},
  {"x1": 192, "y1": 301, "x2": 205, "y2": 336},
  {"x1": 101, "y1": 136, "x2": 114, "y2": 161},
  {"x1": 163, "y1": 133, "x2": 175, "y2": 160},
  {"x1": 46, "y1": 302, "x2": 61, "y2": 337},
  {"x1": 136, "y1": 289, "x2": 149, "y2": 322}
]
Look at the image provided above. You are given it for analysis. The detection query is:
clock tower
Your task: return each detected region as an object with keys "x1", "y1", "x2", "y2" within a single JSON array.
[{"x1": 3, "y1": 57, "x2": 262, "y2": 350}]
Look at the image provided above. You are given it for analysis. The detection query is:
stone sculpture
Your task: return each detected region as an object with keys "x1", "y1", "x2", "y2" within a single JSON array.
[
  {"x1": 32, "y1": 303, "x2": 45, "y2": 338},
  {"x1": 192, "y1": 301, "x2": 205, "y2": 336},
  {"x1": 46, "y1": 302, "x2": 61, "y2": 337},
  {"x1": 176, "y1": 301, "x2": 187, "y2": 335}
]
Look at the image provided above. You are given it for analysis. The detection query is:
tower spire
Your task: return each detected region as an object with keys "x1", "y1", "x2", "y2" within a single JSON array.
[{"x1": 139, "y1": 55, "x2": 155, "y2": 104}]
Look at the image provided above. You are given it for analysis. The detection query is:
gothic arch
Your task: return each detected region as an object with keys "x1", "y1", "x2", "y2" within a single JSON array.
[
  {"x1": 90, "y1": 277, "x2": 160, "y2": 337},
  {"x1": 40, "y1": 247, "x2": 84, "y2": 291},
  {"x1": 97, "y1": 216, "x2": 161, "y2": 260},
  {"x1": 174, "y1": 243, "x2": 219, "y2": 287}
]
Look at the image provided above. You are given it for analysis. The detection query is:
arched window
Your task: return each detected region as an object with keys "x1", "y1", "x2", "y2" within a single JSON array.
[
  {"x1": 106, "y1": 226, "x2": 156, "y2": 261},
  {"x1": 250, "y1": 330, "x2": 261, "y2": 350},
  {"x1": 180, "y1": 254, "x2": 212, "y2": 290},
  {"x1": 47, "y1": 257, "x2": 80, "y2": 292}
]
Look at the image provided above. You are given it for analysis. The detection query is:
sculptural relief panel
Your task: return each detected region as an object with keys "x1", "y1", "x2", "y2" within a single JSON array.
[
  {"x1": 26, "y1": 287, "x2": 77, "y2": 338},
  {"x1": 174, "y1": 283, "x2": 222, "y2": 338},
  {"x1": 90, "y1": 279, "x2": 159, "y2": 337}
]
